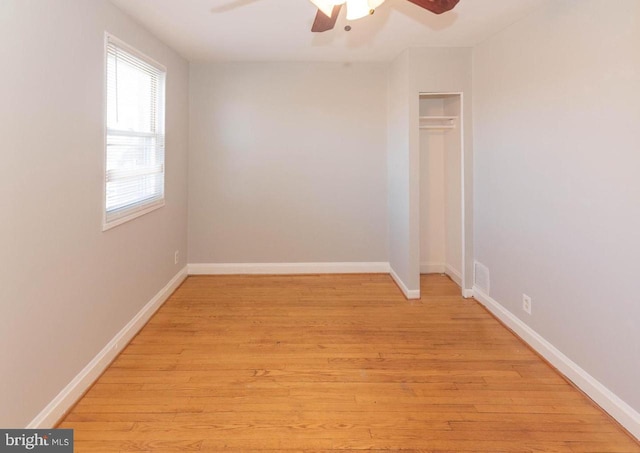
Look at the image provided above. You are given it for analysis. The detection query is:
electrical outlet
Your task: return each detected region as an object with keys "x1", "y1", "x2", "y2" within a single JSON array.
[
  {"x1": 522, "y1": 294, "x2": 532, "y2": 314},
  {"x1": 174, "y1": 250, "x2": 179, "y2": 265}
]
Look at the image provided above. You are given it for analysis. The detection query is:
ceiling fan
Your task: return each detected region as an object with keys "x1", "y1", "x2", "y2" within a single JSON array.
[{"x1": 310, "y1": 0, "x2": 460, "y2": 32}]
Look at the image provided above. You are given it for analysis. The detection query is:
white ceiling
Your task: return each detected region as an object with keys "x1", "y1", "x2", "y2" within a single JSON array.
[{"x1": 109, "y1": 0, "x2": 548, "y2": 62}]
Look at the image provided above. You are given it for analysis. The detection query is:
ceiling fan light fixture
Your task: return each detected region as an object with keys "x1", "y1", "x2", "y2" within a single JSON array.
[
  {"x1": 310, "y1": 0, "x2": 458, "y2": 33},
  {"x1": 345, "y1": 0, "x2": 368, "y2": 20},
  {"x1": 309, "y1": 0, "x2": 345, "y2": 17},
  {"x1": 345, "y1": 0, "x2": 378, "y2": 20}
]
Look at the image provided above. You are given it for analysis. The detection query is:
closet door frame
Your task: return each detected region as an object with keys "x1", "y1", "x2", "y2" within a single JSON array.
[{"x1": 418, "y1": 91, "x2": 470, "y2": 297}]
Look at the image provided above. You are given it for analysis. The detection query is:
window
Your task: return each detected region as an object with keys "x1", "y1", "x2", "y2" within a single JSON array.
[{"x1": 104, "y1": 34, "x2": 166, "y2": 230}]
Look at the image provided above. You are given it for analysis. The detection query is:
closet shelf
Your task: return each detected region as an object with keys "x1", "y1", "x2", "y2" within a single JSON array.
[
  {"x1": 420, "y1": 125, "x2": 456, "y2": 129},
  {"x1": 419, "y1": 115, "x2": 458, "y2": 130},
  {"x1": 419, "y1": 116, "x2": 458, "y2": 120}
]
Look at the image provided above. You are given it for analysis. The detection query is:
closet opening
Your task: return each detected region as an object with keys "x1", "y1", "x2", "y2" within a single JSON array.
[{"x1": 418, "y1": 92, "x2": 465, "y2": 293}]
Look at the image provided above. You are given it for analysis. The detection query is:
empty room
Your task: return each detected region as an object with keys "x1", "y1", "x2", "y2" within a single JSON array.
[{"x1": 1, "y1": 0, "x2": 639, "y2": 451}]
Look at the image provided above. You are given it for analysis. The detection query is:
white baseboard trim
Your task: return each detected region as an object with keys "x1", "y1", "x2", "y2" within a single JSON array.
[
  {"x1": 27, "y1": 266, "x2": 189, "y2": 429},
  {"x1": 473, "y1": 287, "x2": 640, "y2": 440},
  {"x1": 419, "y1": 263, "x2": 463, "y2": 288},
  {"x1": 420, "y1": 262, "x2": 445, "y2": 274},
  {"x1": 189, "y1": 261, "x2": 421, "y2": 301},
  {"x1": 462, "y1": 288, "x2": 473, "y2": 298},
  {"x1": 390, "y1": 267, "x2": 420, "y2": 300},
  {"x1": 420, "y1": 263, "x2": 446, "y2": 274},
  {"x1": 188, "y1": 262, "x2": 390, "y2": 275},
  {"x1": 445, "y1": 264, "x2": 462, "y2": 287}
]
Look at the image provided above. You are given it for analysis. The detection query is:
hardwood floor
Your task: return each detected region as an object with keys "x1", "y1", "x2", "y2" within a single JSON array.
[{"x1": 59, "y1": 274, "x2": 640, "y2": 452}]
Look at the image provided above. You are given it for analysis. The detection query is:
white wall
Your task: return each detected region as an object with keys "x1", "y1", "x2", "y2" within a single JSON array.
[
  {"x1": 188, "y1": 63, "x2": 388, "y2": 264},
  {"x1": 410, "y1": 49, "x2": 473, "y2": 292},
  {"x1": 419, "y1": 98, "x2": 446, "y2": 270},
  {"x1": 444, "y1": 96, "x2": 463, "y2": 279},
  {"x1": 388, "y1": 48, "x2": 472, "y2": 295},
  {"x1": 387, "y1": 50, "x2": 414, "y2": 290},
  {"x1": 0, "y1": 0, "x2": 189, "y2": 427},
  {"x1": 474, "y1": 0, "x2": 640, "y2": 416}
]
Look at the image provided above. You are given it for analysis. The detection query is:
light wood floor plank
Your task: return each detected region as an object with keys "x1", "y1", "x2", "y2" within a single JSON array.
[{"x1": 59, "y1": 274, "x2": 640, "y2": 452}]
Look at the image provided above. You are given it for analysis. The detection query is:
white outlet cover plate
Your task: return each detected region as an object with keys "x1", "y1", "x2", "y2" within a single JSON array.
[{"x1": 522, "y1": 294, "x2": 532, "y2": 314}]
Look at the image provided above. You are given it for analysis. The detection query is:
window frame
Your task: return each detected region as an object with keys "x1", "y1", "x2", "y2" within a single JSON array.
[{"x1": 102, "y1": 32, "x2": 167, "y2": 231}]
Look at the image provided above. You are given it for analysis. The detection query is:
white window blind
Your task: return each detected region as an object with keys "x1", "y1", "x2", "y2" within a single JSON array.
[{"x1": 104, "y1": 35, "x2": 166, "y2": 229}]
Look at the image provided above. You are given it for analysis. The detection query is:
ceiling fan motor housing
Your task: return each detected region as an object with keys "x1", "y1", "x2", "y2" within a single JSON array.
[{"x1": 311, "y1": 0, "x2": 460, "y2": 32}]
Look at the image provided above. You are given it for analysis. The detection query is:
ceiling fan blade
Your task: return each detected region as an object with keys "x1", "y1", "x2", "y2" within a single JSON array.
[
  {"x1": 311, "y1": 4, "x2": 342, "y2": 32},
  {"x1": 405, "y1": 0, "x2": 460, "y2": 15}
]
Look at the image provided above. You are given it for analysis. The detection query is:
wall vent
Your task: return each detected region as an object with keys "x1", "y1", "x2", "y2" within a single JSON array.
[{"x1": 474, "y1": 261, "x2": 490, "y2": 295}]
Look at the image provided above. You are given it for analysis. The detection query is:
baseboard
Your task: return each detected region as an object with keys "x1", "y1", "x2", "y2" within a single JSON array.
[
  {"x1": 420, "y1": 262, "x2": 445, "y2": 274},
  {"x1": 188, "y1": 262, "x2": 391, "y2": 275},
  {"x1": 389, "y1": 267, "x2": 420, "y2": 300},
  {"x1": 462, "y1": 288, "x2": 473, "y2": 298},
  {"x1": 27, "y1": 266, "x2": 189, "y2": 429},
  {"x1": 190, "y1": 261, "x2": 420, "y2": 301},
  {"x1": 473, "y1": 287, "x2": 640, "y2": 440},
  {"x1": 445, "y1": 264, "x2": 462, "y2": 287},
  {"x1": 420, "y1": 263, "x2": 463, "y2": 287}
]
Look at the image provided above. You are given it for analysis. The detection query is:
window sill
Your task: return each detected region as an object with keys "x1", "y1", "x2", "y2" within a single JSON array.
[{"x1": 102, "y1": 200, "x2": 165, "y2": 231}]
